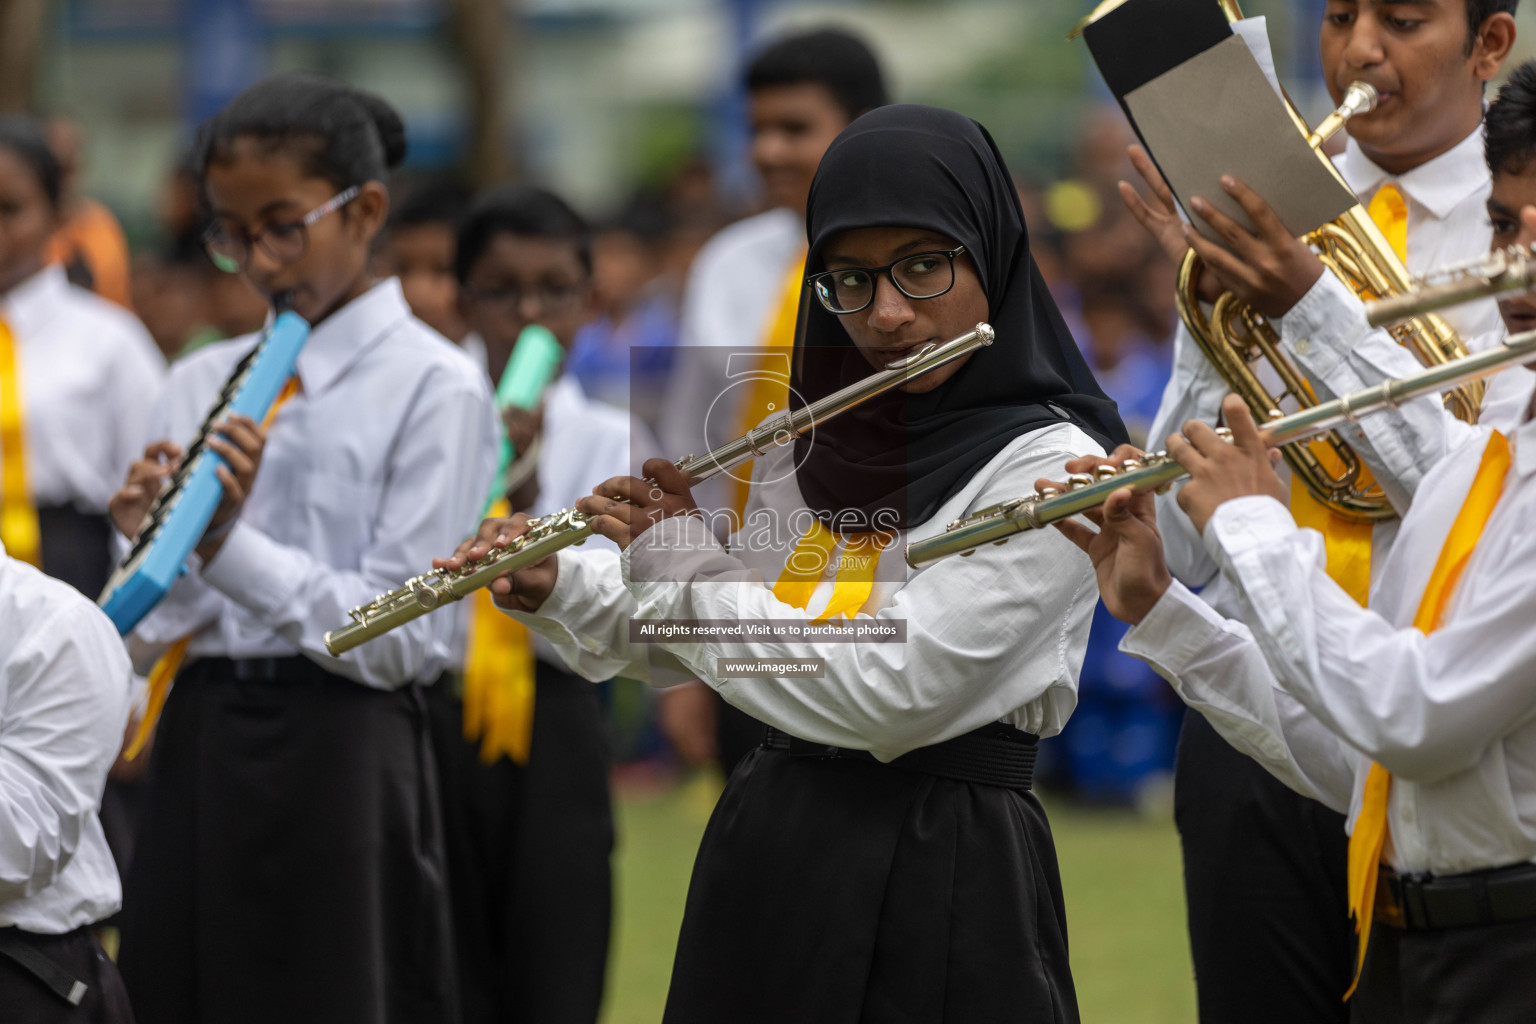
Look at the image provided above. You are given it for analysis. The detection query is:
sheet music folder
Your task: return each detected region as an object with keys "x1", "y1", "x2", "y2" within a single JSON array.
[{"x1": 1081, "y1": 0, "x2": 1356, "y2": 243}]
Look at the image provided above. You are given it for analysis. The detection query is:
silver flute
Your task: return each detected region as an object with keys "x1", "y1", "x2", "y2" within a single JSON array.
[
  {"x1": 906, "y1": 328, "x2": 1536, "y2": 568},
  {"x1": 324, "y1": 323, "x2": 995, "y2": 655},
  {"x1": 1367, "y1": 244, "x2": 1536, "y2": 327}
]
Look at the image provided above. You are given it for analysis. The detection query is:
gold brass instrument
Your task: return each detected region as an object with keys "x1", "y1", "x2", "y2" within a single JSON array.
[
  {"x1": 1075, "y1": 0, "x2": 1483, "y2": 521},
  {"x1": 906, "y1": 329, "x2": 1536, "y2": 568},
  {"x1": 1176, "y1": 66, "x2": 1479, "y2": 523},
  {"x1": 1366, "y1": 245, "x2": 1536, "y2": 327},
  {"x1": 324, "y1": 323, "x2": 996, "y2": 655}
]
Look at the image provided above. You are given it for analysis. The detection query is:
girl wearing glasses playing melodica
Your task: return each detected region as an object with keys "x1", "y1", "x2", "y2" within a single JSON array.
[
  {"x1": 440, "y1": 104, "x2": 1127, "y2": 1022},
  {"x1": 107, "y1": 74, "x2": 499, "y2": 1024}
]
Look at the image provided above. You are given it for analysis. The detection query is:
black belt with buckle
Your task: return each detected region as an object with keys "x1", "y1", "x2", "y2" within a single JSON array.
[
  {"x1": 1375, "y1": 862, "x2": 1536, "y2": 930},
  {"x1": 761, "y1": 722, "x2": 1037, "y2": 790}
]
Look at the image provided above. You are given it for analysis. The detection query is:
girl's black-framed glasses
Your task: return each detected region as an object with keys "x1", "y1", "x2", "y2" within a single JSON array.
[
  {"x1": 806, "y1": 245, "x2": 968, "y2": 315},
  {"x1": 203, "y1": 185, "x2": 362, "y2": 274}
]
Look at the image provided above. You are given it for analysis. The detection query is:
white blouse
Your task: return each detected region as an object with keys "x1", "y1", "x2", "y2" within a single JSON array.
[
  {"x1": 0, "y1": 541, "x2": 131, "y2": 933},
  {"x1": 508, "y1": 421, "x2": 1104, "y2": 760},
  {"x1": 1, "y1": 265, "x2": 165, "y2": 512},
  {"x1": 128, "y1": 279, "x2": 499, "y2": 688}
]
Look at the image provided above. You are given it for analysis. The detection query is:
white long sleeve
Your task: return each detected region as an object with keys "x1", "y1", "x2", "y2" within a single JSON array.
[
  {"x1": 508, "y1": 423, "x2": 1102, "y2": 761},
  {"x1": 128, "y1": 279, "x2": 499, "y2": 688},
  {"x1": 1207, "y1": 490, "x2": 1536, "y2": 787},
  {"x1": 0, "y1": 555, "x2": 130, "y2": 931},
  {"x1": 1121, "y1": 580, "x2": 1354, "y2": 812}
]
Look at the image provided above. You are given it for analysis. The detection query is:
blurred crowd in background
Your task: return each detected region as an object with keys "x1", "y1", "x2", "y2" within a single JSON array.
[
  {"x1": 25, "y1": 0, "x2": 1510, "y2": 806},
  {"x1": 62, "y1": 96, "x2": 1184, "y2": 805}
]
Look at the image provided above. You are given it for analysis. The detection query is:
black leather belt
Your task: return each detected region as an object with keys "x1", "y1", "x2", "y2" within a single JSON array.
[
  {"x1": 189, "y1": 656, "x2": 341, "y2": 686},
  {"x1": 1375, "y1": 862, "x2": 1536, "y2": 930},
  {"x1": 762, "y1": 723, "x2": 1037, "y2": 790}
]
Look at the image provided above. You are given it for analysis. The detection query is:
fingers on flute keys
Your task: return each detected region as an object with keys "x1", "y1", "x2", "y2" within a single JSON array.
[{"x1": 435, "y1": 513, "x2": 532, "y2": 571}]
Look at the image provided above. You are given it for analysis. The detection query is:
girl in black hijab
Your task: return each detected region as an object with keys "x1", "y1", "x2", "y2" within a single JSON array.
[{"x1": 446, "y1": 104, "x2": 1125, "y2": 1023}]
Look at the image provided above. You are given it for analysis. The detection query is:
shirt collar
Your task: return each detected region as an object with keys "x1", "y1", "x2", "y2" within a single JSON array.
[
  {"x1": 0, "y1": 264, "x2": 70, "y2": 337},
  {"x1": 1338, "y1": 124, "x2": 1488, "y2": 221},
  {"x1": 293, "y1": 277, "x2": 413, "y2": 395}
]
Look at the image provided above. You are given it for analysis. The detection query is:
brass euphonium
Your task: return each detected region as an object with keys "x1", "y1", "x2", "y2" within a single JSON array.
[{"x1": 1176, "y1": 0, "x2": 1482, "y2": 521}]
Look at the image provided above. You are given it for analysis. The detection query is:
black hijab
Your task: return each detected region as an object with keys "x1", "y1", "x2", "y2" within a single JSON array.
[{"x1": 791, "y1": 104, "x2": 1128, "y2": 531}]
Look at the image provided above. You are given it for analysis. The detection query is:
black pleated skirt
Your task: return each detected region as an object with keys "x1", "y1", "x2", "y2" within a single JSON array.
[
  {"x1": 662, "y1": 744, "x2": 1080, "y2": 1023},
  {"x1": 118, "y1": 659, "x2": 458, "y2": 1024},
  {"x1": 425, "y1": 660, "x2": 614, "y2": 1024}
]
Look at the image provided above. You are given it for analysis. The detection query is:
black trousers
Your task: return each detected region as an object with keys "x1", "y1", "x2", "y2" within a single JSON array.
[
  {"x1": 1175, "y1": 712, "x2": 1353, "y2": 1023},
  {"x1": 663, "y1": 744, "x2": 1078, "y2": 1023},
  {"x1": 426, "y1": 661, "x2": 614, "y2": 1024},
  {"x1": 0, "y1": 927, "x2": 136, "y2": 1024},
  {"x1": 119, "y1": 659, "x2": 459, "y2": 1024},
  {"x1": 1352, "y1": 917, "x2": 1536, "y2": 1023}
]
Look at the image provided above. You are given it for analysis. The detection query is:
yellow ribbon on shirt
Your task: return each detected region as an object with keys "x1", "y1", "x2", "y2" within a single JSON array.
[
  {"x1": 0, "y1": 316, "x2": 41, "y2": 566},
  {"x1": 730, "y1": 251, "x2": 807, "y2": 522},
  {"x1": 772, "y1": 519, "x2": 893, "y2": 621},
  {"x1": 1284, "y1": 184, "x2": 1411, "y2": 608},
  {"x1": 125, "y1": 375, "x2": 302, "y2": 761},
  {"x1": 461, "y1": 496, "x2": 537, "y2": 765},
  {"x1": 1343, "y1": 429, "x2": 1509, "y2": 1000}
]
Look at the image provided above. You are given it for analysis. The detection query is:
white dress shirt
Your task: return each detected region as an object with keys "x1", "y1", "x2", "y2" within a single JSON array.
[
  {"x1": 0, "y1": 542, "x2": 131, "y2": 933},
  {"x1": 128, "y1": 279, "x2": 499, "y2": 689},
  {"x1": 1151, "y1": 125, "x2": 1506, "y2": 598},
  {"x1": 505, "y1": 423, "x2": 1103, "y2": 761},
  {"x1": 657, "y1": 208, "x2": 804, "y2": 518},
  {"x1": 445, "y1": 358, "x2": 659, "y2": 670},
  {"x1": 1124, "y1": 375, "x2": 1536, "y2": 875},
  {"x1": 1, "y1": 264, "x2": 165, "y2": 512}
]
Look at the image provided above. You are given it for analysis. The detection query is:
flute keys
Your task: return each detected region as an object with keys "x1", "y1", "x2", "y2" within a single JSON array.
[
  {"x1": 1094, "y1": 465, "x2": 1119, "y2": 481},
  {"x1": 1067, "y1": 473, "x2": 1095, "y2": 489}
]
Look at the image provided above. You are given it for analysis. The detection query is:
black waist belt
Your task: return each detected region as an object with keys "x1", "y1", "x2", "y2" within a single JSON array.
[
  {"x1": 1376, "y1": 862, "x2": 1536, "y2": 930},
  {"x1": 0, "y1": 927, "x2": 89, "y2": 1006},
  {"x1": 761, "y1": 723, "x2": 1037, "y2": 790},
  {"x1": 188, "y1": 655, "x2": 344, "y2": 686}
]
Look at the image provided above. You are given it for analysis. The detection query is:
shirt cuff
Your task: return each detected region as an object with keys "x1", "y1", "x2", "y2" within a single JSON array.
[
  {"x1": 500, "y1": 548, "x2": 598, "y2": 649},
  {"x1": 1120, "y1": 579, "x2": 1234, "y2": 676},
  {"x1": 1273, "y1": 273, "x2": 1364, "y2": 380},
  {"x1": 199, "y1": 520, "x2": 304, "y2": 617},
  {"x1": 1202, "y1": 495, "x2": 1299, "y2": 579},
  {"x1": 623, "y1": 513, "x2": 725, "y2": 592}
]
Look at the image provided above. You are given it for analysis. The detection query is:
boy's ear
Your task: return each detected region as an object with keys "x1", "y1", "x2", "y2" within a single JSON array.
[{"x1": 1472, "y1": 12, "x2": 1518, "y2": 83}]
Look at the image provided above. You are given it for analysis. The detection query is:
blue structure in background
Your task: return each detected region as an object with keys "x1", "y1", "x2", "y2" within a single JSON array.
[
  {"x1": 1056, "y1": 602, "x2": 1182, "y2": 803},
  {"x1": 183, "y1": 0, "x2": 268, "y2": 128},
  {"x1": 710, "y1": 0, "x2": 769, "y2": 208}
]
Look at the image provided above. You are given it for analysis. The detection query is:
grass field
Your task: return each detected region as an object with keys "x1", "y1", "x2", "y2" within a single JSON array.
[{"x1": 601, "y1": 771, "x2": 1196, "y2": 1024}]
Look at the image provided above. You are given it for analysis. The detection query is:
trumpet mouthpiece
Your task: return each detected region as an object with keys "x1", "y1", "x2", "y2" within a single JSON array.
[{"x1": 1342, "y1": 81, "x2": 1380, "y2": 116}]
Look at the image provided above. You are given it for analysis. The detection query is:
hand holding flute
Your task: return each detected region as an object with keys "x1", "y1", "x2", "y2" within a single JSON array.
[
  {"x1": 1043, "y1": 397, "x2": 1284, "y2": 626},
  {"x1": 432, "y1": 457, "x2": 703, "y2": 611}
]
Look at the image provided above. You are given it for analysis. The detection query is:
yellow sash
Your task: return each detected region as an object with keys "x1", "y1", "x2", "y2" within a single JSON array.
[
  {"x1": 772, "y1": 519, "x2": 893, "y2": 621},
  {"x1": 1283, "y1": 185, "x2": 1410, "y2": 608},
  {"x1": 730, "y1": 251, "x2": 807, "y2": 521},
  {"x1": 0, "y1": 316, "x2": 41, "y2": 566},
  {"x1": 125, "y1": 375, "x2": 302, "y2": 760},
  {"x1": 1343, "y1": 430, "x2": 1510, "y2": 999},
  {"x1": 461, "y1": 496, "x2": 537, "y2": 765}
]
